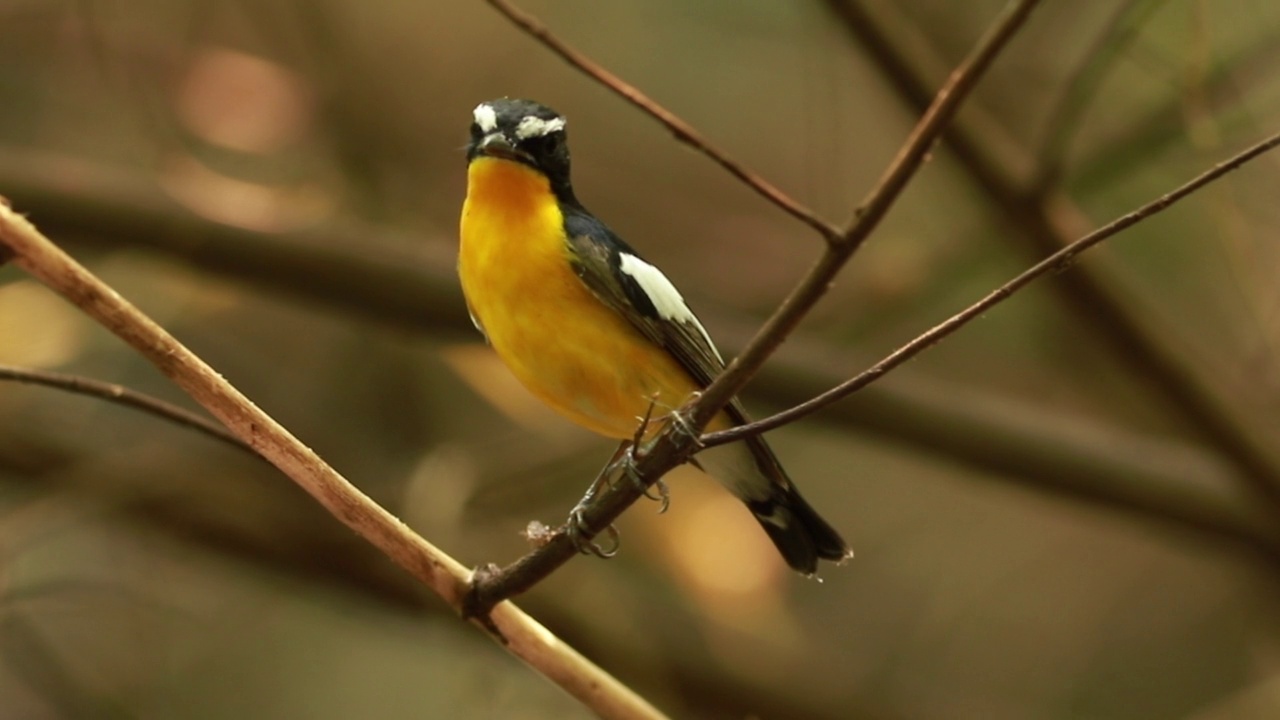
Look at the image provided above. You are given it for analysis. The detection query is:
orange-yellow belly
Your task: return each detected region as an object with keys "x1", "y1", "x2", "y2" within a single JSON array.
[{"x1": 459, "y1": 157, "x2": 703, "y2": 439}]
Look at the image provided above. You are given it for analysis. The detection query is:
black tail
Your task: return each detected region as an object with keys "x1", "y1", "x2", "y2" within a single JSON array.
[
  {"x1": 698, "y1": 400, "x2": 852, "y2": 575},
  {"x1": 745, "y1": 480, "x2": 851, "y2": 576}
]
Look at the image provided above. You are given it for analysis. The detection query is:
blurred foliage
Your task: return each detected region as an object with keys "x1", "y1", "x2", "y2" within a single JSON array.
[{"x1": 1, "y1": 0, "x2": 1280, "y2": 718}]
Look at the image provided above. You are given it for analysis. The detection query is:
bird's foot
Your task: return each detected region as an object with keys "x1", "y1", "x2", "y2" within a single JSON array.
[
  {"x1": 566, "y1": 502, "x2": 620, "y2": 558},
  {"x1": 625, "y1": 395, "x2": 671, "y2": 512}
]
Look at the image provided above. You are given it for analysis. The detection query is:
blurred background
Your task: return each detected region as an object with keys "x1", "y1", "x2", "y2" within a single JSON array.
[{"x1": 2, "y1": 0, "x2": 1280, "y2": 717}]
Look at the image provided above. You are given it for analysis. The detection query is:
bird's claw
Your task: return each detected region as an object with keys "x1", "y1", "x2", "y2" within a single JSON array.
[
  {"x1": 567, "y1": 505, "x2": 621, "y2": 558},
  {"x1": 644, "y1": 478, "x2": 671, "y2": 514},
  {"x1": 669, "y1": 392, "x2": 706, "y2": 449},
  {"x1": 612, "y1": 434, "x2": 670, "y2": 514},
  {"x1": 560, "y1": 392, "x2": 677, "y2": 558}
]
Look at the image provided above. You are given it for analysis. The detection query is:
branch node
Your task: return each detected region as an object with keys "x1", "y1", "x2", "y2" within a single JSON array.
[{"x1": 462, "y1": 563, "x2": 506, "y2": 622}]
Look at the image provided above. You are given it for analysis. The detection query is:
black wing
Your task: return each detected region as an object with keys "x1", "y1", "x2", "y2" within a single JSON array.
[{"x1": 563, "y1": 211, "x2": 725, "y2": 391}]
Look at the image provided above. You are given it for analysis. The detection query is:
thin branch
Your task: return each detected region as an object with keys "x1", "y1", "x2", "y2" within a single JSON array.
[
  {"x1": 690, "y1": 0, "x2": 1043, "y2": 431},
  {"x1": 0, "y1": 364, "x2": 253, "y2": 454},
  {"x1": 706, "y1": 130, "x2": 1280, "y2": 445},
  {"x1": 483, "y1": 0, "x2": 843, "y2": 244},
  {"x1": 749, "y1": 354, "x2": 1278, "y2": 559},
  {"x1": 0, "y1": 202, "x2": 668, "y2": 720},
  {"x1": 823, "y1": 0, "x2": 1280, "y2": 515},
  {"x1": 466, "y1": 0, "x2": 1043, "y2": 614}
]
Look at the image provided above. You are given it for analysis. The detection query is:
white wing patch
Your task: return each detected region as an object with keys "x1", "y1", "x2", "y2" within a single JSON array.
[
  {"x1": 473, "y1": 103, "x2": 498, "y2": 133},
  {"x1": 514, "y1": 115, "x2": 566, "y2": 140},
  {"x1": 618, "y1": 253, "x2": 722, "y2": 363}
]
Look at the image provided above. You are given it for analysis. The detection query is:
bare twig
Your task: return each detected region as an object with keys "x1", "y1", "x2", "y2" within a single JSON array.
[
  {"x1": 483, "y1": 0, "x2": 843, "y2": 244},
  {"x1": 705, "y1": 130, "x2": 1280, "y2": 445},
  {"x1": 0, "y1": 364, "x2": 253, "y2": 454},
  {"x1": 0, "y1": 203, "x2": 668, "y2": 720},
  {"x1": 822, "y1": 0, "x2": 1280, "y2": 515},
  {"x1": 690, "y1": 0, "x2": 1043, "y2": 431},
  {"x1": 466, "y1": 0, "x2": 1043, "y2": 614},
  {"x1": 750, "y1": 353, "x2": 1277, "y2": 558}
]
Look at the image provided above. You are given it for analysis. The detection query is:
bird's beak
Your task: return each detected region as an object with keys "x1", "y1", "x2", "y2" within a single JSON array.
[{"x1": 477, "y1": 133, "x2": 532, "y2": 163}]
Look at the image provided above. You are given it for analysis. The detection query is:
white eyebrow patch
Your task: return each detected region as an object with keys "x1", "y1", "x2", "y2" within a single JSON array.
[
  {"x1": 618, "y1": 253, "x2": 722, "y2": 363},
  {"x1": 473, "y1": 103, "x2": 498, "y2": 133},
  {"x1": 514, "y1": 114, "x2": 566, "y2": 140}
]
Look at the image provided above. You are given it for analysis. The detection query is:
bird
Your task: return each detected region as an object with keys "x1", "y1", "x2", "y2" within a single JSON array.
[{"x1": 458, "y1": 97, "x2": 851, "y2": 575}]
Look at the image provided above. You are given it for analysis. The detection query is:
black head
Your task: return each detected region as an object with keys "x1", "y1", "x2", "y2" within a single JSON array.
[{"x1": 468, "y1": 98, "x2": 574, "y2": 198}]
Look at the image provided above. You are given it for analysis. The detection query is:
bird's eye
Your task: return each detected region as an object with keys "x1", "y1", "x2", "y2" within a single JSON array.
[{"x1": 469, "y1": 123, "x2": 484, "y2": 140}]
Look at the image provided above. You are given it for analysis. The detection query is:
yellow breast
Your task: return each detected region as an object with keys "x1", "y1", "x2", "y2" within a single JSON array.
[{"x1": 458, "y1": 157, "x2": 699, "y2": 439}]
